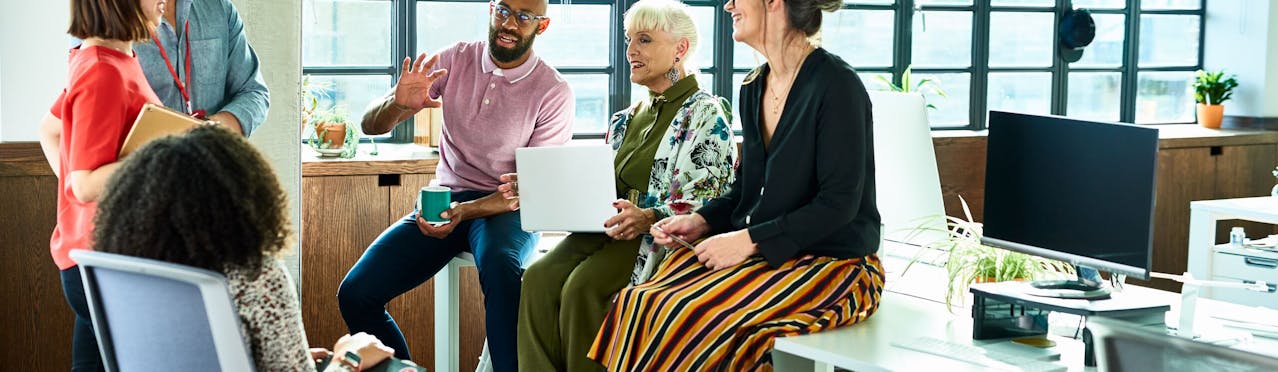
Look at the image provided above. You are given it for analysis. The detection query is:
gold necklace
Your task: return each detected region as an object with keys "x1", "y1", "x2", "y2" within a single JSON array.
[{"x1": 767, "y1": 47, "x2": 813, "y2": 117}]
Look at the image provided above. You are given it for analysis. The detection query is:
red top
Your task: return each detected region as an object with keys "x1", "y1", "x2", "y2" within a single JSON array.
[{"x1": 48, "y1": 46, "x2": 161, "y2": 270}]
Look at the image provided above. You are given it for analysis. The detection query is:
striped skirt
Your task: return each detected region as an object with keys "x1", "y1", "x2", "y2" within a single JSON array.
[{"x1": 587, "y1": 247, "x2": 885, "y2": 371}]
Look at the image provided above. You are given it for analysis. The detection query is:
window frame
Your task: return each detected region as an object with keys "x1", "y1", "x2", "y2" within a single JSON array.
[{"x1": 302, "y1": 0, "x2": 1206, "y2": 142}]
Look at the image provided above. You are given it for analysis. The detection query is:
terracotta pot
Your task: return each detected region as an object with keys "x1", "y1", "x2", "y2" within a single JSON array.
[
  {"x1": 315, "y1": 122, "x2": 346, "y2": 148},
  {"x1": 1197, "y1": 104, "x2": 1224, "y2": 129}
]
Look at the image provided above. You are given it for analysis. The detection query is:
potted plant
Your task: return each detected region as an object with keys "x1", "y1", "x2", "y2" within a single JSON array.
[
  {"x1": 1191, "y1": 69, "x2": 1239, "y2": 129},
  {"x1": 905, "y1": 197, "x2": 1073, "y2": 310},
  {"x1": 875, "y1": 64, "x2": 949, "y2": 110},
  {"x1": 307, "y1": 110, "x2": 359, "y2": 158}
]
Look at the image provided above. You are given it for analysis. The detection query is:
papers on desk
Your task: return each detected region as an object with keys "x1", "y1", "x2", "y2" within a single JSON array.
[{"x1": 1213, "y1": 307, "x2": 1278, "y2": 339}]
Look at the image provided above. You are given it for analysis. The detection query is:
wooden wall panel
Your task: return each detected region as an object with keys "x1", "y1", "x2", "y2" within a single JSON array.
[
  {"x1": 300, "y1": 175, "x2": 392, "y2": 358},
  {"x1": 0, "y1": 174, "x2": 70, "y2": 372},
  {"x1": 933, "y1": 136, "x2": 988, "y2": 222}
]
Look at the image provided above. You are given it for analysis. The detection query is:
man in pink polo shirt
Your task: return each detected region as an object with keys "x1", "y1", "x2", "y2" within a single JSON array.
[{"x1": 336, "y1": 0, "x2": 573, "y2": 370}]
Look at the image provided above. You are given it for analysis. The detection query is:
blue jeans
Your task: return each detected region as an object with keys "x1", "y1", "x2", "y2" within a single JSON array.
[
  {"x1": 62, "y1": 266, "x2": 105, "y2": 372},
  {"x1": 338, "y1": 191, "x2": 536, "y2": 372}
]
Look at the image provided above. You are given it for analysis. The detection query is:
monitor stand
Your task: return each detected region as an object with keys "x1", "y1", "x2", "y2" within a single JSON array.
[{"x1": 1026, "y1": 265, "x2": 1111, "y2": 300}]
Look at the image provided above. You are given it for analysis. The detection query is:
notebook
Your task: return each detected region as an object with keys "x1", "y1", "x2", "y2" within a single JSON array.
[{"x1": 118, "y1": 103, "x2": 202, "y2": 157}]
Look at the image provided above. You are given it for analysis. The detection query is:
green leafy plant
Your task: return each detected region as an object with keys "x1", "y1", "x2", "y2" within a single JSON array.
[
  {"x1": 301, "y1": 75, "x2": 334, "y2": 126},
  {"x1": 306, "y1": 110, "x2": 361, "y2": 158},
  {"x1": 875, "y1": 64, "x2": 949, "y2": 110},
  {"x1": 1192, "y1": 69, "x2": 1239, "y2": 105},
  {"x1": 903, "y1": 196, "x2": 1073, "y2": 311}
]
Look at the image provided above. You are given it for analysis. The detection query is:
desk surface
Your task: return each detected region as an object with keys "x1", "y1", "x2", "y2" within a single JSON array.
[
  {"x1": 774, "y1": 282, "x2": 1278, "y2": 371},
  {"x1": 1190, "y1": 197, "x2": 1278, "y2": 223}
]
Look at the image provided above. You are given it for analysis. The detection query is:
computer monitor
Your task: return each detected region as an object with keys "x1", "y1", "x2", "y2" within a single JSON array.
[
  {"x1": 1089, "y1": 317, "x2": 1278, "y2": 372},
  {"x1": 981, "y1": 111, "x2": 1158, "y2": 299}
]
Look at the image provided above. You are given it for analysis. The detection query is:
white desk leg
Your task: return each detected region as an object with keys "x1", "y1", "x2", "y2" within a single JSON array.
[
  {"x1": 1186, "y1": 208, "x2": 1216, "y2": 298},
  {"x1": 435, "y1": 259, "x2": 460, "y2": 372},
  {"x1": 772, "y1": 350, "x2": 830, "y2": 372}
]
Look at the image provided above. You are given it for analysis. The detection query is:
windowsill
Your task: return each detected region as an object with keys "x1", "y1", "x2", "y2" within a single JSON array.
[{"x1": 301, "y1": 143, "x2": 438, "y2": 177}]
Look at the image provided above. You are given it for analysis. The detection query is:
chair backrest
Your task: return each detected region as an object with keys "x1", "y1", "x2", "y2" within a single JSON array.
[
  {"x1": 868, "y1": 91, "x2": 947, "y2": 246},
  {"x1": 1089, "y1": 317, "x2": 1278, "y2": 372},
  {"x1": 71, "y1": 250, "x2": 255, "y2": 372}
]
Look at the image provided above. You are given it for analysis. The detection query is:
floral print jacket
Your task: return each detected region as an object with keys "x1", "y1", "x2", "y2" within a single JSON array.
[{"x1": 607, "y1": 89, "x2": 737, "y2": 285}]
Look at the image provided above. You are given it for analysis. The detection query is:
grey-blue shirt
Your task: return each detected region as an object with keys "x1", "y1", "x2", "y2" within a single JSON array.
[{"x1": 140, "y1": 0, "x2": 270, "y2": 136}]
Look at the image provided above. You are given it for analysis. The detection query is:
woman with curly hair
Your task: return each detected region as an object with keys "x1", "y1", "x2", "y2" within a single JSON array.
[
  {"x1": 590, "y1": 0, "x2": 884, "y2": 370},
  {"x1": 94, "y1": 126, "x2": 393, "y2": 372},
  {"x1": 505, "y1": 1, "x2": 737, "y2": 370}
]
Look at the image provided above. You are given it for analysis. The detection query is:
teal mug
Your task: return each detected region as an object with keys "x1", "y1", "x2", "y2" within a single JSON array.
[{"x1": 418, "y1": 186, "x2": 451, "y2": 224}]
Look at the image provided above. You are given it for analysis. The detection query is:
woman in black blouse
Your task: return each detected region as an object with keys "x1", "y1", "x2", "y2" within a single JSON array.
[{"x1": 587, "y1": 0, "x2": 884, "y2": 370}]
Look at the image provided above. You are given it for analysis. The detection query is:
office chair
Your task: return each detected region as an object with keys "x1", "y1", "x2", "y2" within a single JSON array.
[
  {"x1": 1089, "y1": 317, "x2": 1278, "y2": 372},
  {"x1": 71, "y1": 250, "x2": 255, "y2": 372}
]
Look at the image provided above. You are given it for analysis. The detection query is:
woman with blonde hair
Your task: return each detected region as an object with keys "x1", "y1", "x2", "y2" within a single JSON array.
[
  {"x1": 510, "y1": 0, "x2": 736, "y2": 370},
  {"x1": 589, "y1": 0, "x2": 884, "y2": 370}
]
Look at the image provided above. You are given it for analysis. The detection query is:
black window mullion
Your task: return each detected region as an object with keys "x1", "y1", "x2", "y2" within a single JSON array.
[
  {"x1": 972, "y1": 0, "x2": 990, "y2": 130},
  {"x1": 1051, "y1": 0, "x2": 1068, "y2": 116},
  {"x1": 896, "y1": 0, "x2": 913, "y2": 92},
  {"x1": 612, "y1": 1, "x2": 630, "y2": 117},
  {"x1": 1120, "y1": 0, "x2": 1141, "y2": 123}
]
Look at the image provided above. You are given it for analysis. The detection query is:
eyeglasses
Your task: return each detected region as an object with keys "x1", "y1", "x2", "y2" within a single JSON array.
[{"x1": 491, "y1": 3, "x2": 548, "y2": 28}]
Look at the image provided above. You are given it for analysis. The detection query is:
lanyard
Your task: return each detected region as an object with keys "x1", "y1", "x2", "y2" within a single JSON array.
[{"x1": 151, "y1": 20, "x2": 205, "y2": 118}]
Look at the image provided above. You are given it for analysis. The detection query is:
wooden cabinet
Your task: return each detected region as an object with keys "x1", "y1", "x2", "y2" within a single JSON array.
[{"x1": 301, "y1": 146, "x2": 486, "y2": 372}]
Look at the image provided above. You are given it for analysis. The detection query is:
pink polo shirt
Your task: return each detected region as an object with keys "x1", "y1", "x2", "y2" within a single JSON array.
[{"x1": 428, "y1": 41, "x2": 575, "y2": 192}]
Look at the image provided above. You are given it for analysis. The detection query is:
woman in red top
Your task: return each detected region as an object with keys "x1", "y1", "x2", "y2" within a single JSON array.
[{"x1": 37, "y1": 0, "x2": 166, "y2": 370}]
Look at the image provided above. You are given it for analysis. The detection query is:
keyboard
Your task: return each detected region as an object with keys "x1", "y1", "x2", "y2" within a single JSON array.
[{"x1": 890, "y1": 336, "x2": 1067, "y2": 372}]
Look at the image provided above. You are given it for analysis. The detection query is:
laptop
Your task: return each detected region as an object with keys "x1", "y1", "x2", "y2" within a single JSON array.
[{"x1": 515, "y1": 145, "x2": 617, "y2": 233}]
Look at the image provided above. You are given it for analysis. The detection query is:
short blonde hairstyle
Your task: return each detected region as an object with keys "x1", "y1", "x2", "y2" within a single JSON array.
[{"x1": 624, "y1": 0, "x2": 700, "y2": 67}]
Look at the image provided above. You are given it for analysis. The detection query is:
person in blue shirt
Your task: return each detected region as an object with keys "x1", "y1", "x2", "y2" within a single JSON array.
[{"x1": 140, "y1": 0, "x2": 270, "y2": 135}]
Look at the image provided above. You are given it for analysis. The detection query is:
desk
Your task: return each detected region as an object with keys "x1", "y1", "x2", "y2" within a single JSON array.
[
  {"x1": 1187, "y1": 197, "x2": 1278, "y2": 303},
  {"x1": 772, "y1": 286, "x2": 1278, "y2": 371}
]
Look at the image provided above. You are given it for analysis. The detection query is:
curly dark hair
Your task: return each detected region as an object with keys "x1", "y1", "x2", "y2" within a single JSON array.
[{"x1": 94, "y1": 125, "x2": 290, "y2": 278}]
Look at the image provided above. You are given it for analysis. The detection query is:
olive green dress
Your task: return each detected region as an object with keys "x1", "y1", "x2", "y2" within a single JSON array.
[{"x1": 517, "y1": 76, "x2": 699, "y2": 372}]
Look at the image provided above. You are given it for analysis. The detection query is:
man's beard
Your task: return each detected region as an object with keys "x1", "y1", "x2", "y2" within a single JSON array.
[{"x1": 489, "y1": 27, "x2": 537, "y2": 64}]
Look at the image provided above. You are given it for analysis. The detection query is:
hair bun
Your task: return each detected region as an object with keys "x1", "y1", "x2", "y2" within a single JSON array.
[{"x1": 816, "y1": 0, "x2": 842, "y2": 12}]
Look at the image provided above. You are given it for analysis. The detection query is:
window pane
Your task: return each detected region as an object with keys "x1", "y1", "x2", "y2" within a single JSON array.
[
  {"x1": 732, "y1": 72, "x2": 748, "y2": 130},
  {"x1": 1071, "y1": 14, "x2": 1124, "y2": 68},
  {"x1": 912, "y1": 11, "x2": 972, "y2": 68},
  {"x1": 991, "y1": 0, "x2": 1053, "y2": 7},
  {"x1": 1138, "y1": 15, "x2": 1200, "y2": 67},
  {"x1": 987, "y1": 72, "x2": 1051, "y2": 116},
  {"x1": 860, "y1": 72, "x2": 895, "y2": 92},
  {"x1": 688, "y1": 6, "x2": 716, "y2": 71},
  {"x1": 629, "y1": 73, "x2": 713, "y2": 106},
  {"x1": 988, "y1": 12, "x2": 1054, "y2": 68},
  {"x1": 564, "y1": 74, "x2": 611, "y2": 133},
  {"x1": 1067, "y1": 72, "x2": 1122, "y2": 122},
  {"x1": 912, "y1": 72, "x2": 970, "y2": 126},
  {"x1": 416, "y1": 2, "x2": 488, "y2": 55},
  {"x1": 1141, "y1": 0, "x2": 1201, "y2": 10},
  {"x1": 823, "y1": 10, "x2": 894, "y2": 68},
  {"x1": 1136, "y1": 71, "x2": 1194, "y2": 124},
  {"x1": 1073, "y1": 0, "x2": 1125, "y2": 9},
  {"x1": 917, "y1": 0, "x2": 972, "y2": 5},
  {"x1": 734, "y1": 42, "x2": 763, "y2": 69},
  {"x1": 303, "y1": 0, "x2": 393, "y2": 66},
  {"x1": 303, "y1": 75, "x2": 393, "y2": 139},
  {"x1": 538, "y1": 5, "x2": 611, "y2": 67}
]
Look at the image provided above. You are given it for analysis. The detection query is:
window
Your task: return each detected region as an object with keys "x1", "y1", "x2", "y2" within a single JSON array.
[{"x1": 302, "y1": 0, "x2": 1205, "y2": 141}]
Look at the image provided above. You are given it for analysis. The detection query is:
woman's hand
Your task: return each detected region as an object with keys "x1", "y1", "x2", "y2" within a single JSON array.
[
  {"x1": 604, "y1": 200, "x2": 656, "y2": 241},
  {"x1": 497, "y1": 173, "x2": 520, "y2": 210},
  {"x1": 650, "y1": 213, "x2": 711, "y2": 248},
  {"x1": 332, "y1": 332, "x2": 394, "y2": 371},
  {"x1": 693, "y1": 229, "x2": 758, "y2": 270},
  {"x1": 309, "y1": 348, "x2": 333, "y2": 364}
]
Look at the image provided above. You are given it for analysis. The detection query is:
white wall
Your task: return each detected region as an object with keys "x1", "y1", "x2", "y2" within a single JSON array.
[
  {"x1": 1205, "y1": 0, "x2": 1278, "y2": 117},
  {"x1": 0, "y1": 0, "x2": 69, "y2": 141},
  {"x1": 235, "y1": 0, "x2": 303, "y2": 280}
]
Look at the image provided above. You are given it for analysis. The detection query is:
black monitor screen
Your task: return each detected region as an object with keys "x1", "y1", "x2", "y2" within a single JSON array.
[{"x1": 982, "y1": 111, "x2": 1158, "y2": 280}]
